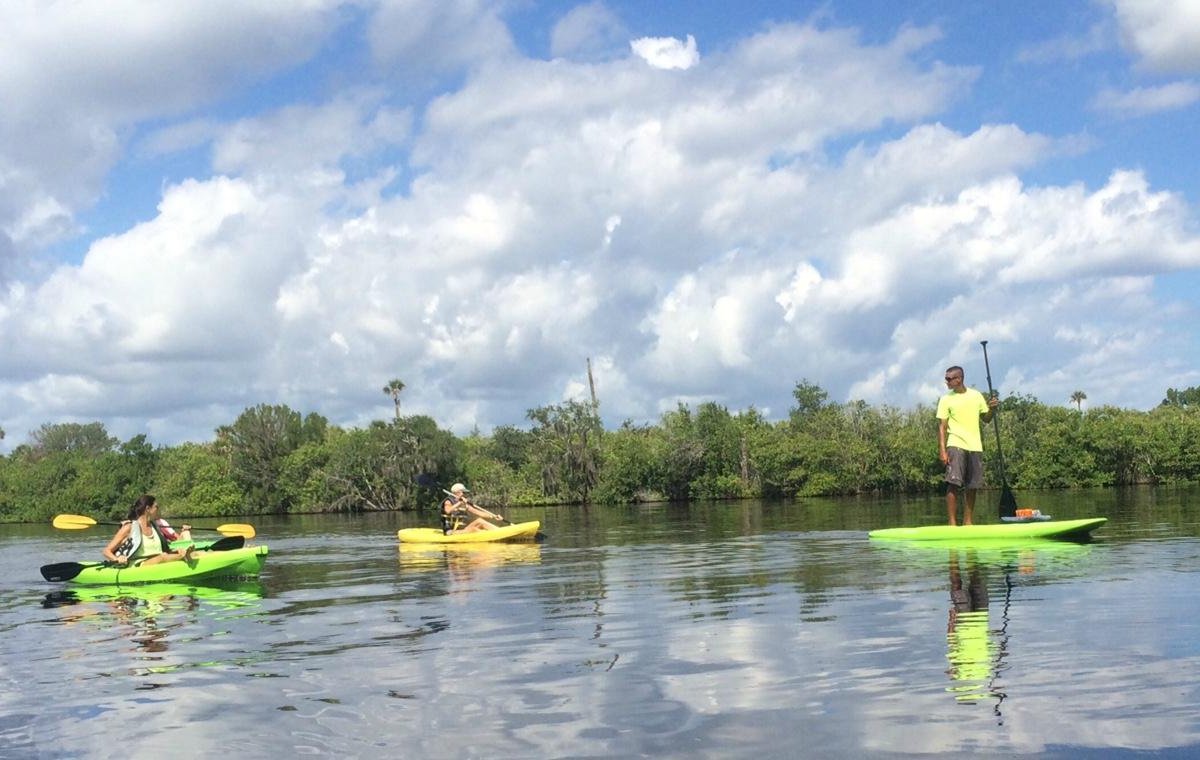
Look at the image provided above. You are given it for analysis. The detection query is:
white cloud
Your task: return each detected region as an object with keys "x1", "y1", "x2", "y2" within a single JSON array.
[
  {"x1": 2, "y1": 9, "x2": 1200, "y2": 449},
  {"x1": 1092, "y1": 80, "x2": 1200, "y2": 116},
  {"x1": 368, "y1": 0, "x2": 515, "y2": 78},
  {"x1": 1108, "y1": 0, "x2": 1200, "y2": 73},
  {"x1": 631, "y1": 35, "x2": 700, "y2": 70},
  {"x1": 1017, "y1": 22, "x2": 1113, "y2": 64},
  {"x1": 551, "y1": 1, "x2": 628, "y2": 61},
  {"x1": 0, "y1": 0, "x2": 342, "y2": 265}
]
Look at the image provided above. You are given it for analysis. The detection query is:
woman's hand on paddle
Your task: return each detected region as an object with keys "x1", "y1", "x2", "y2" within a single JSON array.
[{"x1": 468, "y1": 500, "x2": 502, "y2": 522}]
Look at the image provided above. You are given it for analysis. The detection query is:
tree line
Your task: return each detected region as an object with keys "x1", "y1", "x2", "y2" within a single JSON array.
[{"x1": 2, "y1": 381, "x2": 1199, "y2": 524}]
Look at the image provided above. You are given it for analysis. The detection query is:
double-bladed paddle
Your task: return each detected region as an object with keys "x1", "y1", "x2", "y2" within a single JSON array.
[
  {"x1": 52, "y1": 513, "x2": 256, "y2": 538},
  {"x1": 980, "y1": 341, "x2": 1020, "y2": 519},
  {"x1": 39, "y1": 535, "x2": 246, "y2": 582}
]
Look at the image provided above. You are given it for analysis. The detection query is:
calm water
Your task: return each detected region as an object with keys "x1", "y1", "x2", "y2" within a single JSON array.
[{"x1": 2, "y1": 488, "x2": 1199, "y2": 759}]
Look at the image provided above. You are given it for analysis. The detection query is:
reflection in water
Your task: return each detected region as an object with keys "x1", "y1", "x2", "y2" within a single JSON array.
[
  {"x1": 945, "y1": 550, "x2": 1005, "y2": 712},
  {"x1": 40, "y1": 581, "x2": 266, "y2": 661},
  {"x1": 9, "y1": 491, "x2": 1200, "y2": 758},
  {"x1": 397, "y1": 541, "x2": 542, "y2": 576}
]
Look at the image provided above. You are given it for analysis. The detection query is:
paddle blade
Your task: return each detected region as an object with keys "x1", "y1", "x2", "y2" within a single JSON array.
[
  {"x1": 215, "y1": 523, "x2": 256, "y2": 538},
  {"x1": 209, "y1": 535, "x2": 246, "y2": 551},
  {"x1": 998, "y1": 486, "x2": 1019, "y2": 518},
  {"x1": 52, "y1": 514, "x2": 98, "y2": 530},
  {"x1": 40, "y1": 562, "x2": 88, "y2": 582}
]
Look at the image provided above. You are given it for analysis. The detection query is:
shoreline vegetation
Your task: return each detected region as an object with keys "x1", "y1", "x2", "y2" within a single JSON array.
[{"x1": 2, "y1": 381, "x2": 1199, "y2": 524}]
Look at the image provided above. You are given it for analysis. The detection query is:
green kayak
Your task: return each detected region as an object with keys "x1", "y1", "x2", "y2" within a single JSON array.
[
  {"x1": 868, "y1": 517, "x2": 1107, "y2": 542},
  {"x1": 41, "y1": 545, "x2": 269, "y2": 584}
]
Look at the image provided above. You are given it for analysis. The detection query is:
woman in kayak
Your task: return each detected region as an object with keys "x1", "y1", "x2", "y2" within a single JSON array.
[
  {"x1": 102, "y1": 494, "x2": 195, "y2": 566},
  {"x1": 441, "y1": 483, "x2": 504, "y2": 534}
]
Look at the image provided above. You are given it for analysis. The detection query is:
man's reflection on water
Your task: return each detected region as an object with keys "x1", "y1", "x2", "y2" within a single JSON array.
[{"x1": 945, "y1": 550, "x2": 1006, "y2": 713}]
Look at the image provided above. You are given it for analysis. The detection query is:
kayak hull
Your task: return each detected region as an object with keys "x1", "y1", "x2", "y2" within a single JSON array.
[
  {"x1": 868, "y1": 517, "x2": 1107, "y2": 542},
  {"x1": 66, "y1": 546, "x2": 269, "y2": 585},
  {"x1": 397, "y1": 521, "x2": 541, "y2": 544}
]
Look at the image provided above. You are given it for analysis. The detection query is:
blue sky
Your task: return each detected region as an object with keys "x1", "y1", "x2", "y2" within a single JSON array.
[{"x1": 2, "y1": 0, "x2": 1199, "y2": 451}]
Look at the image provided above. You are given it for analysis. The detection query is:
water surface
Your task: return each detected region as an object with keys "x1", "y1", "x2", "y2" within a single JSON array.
[{"x1": 2, "y1": 488, "x2": 1198, "y2": 758}]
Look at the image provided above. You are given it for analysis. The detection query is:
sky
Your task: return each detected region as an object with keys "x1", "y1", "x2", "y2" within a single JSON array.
[{"x1": 2, "y1": 0, "x2": 1199, "y2": 452}]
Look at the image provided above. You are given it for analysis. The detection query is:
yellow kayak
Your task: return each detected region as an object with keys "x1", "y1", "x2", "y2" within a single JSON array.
[{"x1": 397, "y1": 521, "x2": 541, "y2": 544}]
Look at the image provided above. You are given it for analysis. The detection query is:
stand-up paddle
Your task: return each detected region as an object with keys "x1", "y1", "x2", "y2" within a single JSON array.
[{"x1": 980, "y1": 341, "x2": 1020, "y2": 519}]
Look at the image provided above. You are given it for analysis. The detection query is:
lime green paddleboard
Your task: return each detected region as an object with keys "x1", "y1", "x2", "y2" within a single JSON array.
[{"x1": 868, "y1": 517, "x2": 1106, "y2": 542}]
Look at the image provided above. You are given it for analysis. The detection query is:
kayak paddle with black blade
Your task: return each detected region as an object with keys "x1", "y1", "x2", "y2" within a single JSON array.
[
  {"x1": 39, "y1": 535, "x2": 244, "y2": 582},
  {"x1": 40, "y1": 561, "x2": 109, "y2": 582},
  {"x1": 980, "y1": 340, "x2": 1019, "y2": 518}
]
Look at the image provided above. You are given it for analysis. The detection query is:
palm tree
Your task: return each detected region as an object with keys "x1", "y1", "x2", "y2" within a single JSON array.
[
  {"x1": 383, "y1": 378, "x2": 406, "y2": 421},
  {"x1": 1070, "y1": 390, "x2": 1087, "y2": 412}
]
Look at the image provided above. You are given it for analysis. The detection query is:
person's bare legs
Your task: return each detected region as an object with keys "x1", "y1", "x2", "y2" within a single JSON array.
[
  {"x1": 963, "y1": 490, "x2": 976, "y2": 526},
  {"x1": 947, "y1": 487, "x2": 959, "y2": 526}
]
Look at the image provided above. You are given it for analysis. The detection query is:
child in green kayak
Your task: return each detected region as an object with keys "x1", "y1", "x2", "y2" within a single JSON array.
[{"x1": 102, "y1": 494, "x2": 195, "y2": 566}]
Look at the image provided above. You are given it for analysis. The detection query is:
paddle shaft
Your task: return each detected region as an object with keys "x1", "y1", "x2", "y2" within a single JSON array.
[
  {"x1": 441, "y1": 489, "x2": 506, "y2": 523},
  {"x1": 979, "y1": 340, "x2": 1010, "y2": 487},
  {"x1": 52, "y1": 514, "x2": 255, "y2": 538},
  {"x1": 981, "y1": 341, "x2": 1020, "y2": 517},
  {"x1": 447, "y1": 494, "x2": 547, "y2": 541}
]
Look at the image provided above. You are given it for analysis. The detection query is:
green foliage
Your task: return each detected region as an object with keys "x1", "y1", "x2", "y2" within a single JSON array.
[
  {"x1": 1161, "y1": 386, "x2": 1200, "y2": 408},
  {"x1": 4, "y1": 380, "x2": 1200, "y2": 521},
  {"x1": 310, "y1": 416, "x2": 461, "y2": 512},
  {"x1": 592, "y1": 422, "x2": 668, "y2": 503},
  {"x1": 155, "y1": 443, "x2": 243, "y2": 516},
  {"x1": 216, "y1": 405, "x2": 328, "y2": 513},
  {"x1": 789, "y1": 379, "x2": 831, "y2": 428},
  {"x1": 489, "y1": 425, "x2": 533, "y2": 470},
  {"x1": 1146, "y1": 405, "x2": 1200, "y2": 482},
  {"x1": 383, "y1": 378, "x2": 406, "y2": 421},
  {"x1": 0, "y1": 432, "x2": 160, "y2": 522},
  {"x1": 526, "y1": 400, "x2": 602, "y2": 503},
  {"x1": 462, "y1": 436, "x2": 543, "y2": 507},
  {"x1": 28, "y1": 422, "x2": 117, "y2": 458},
  {"x1": 1070, "y1": 390, "x2": 1087, "y2": 411}
]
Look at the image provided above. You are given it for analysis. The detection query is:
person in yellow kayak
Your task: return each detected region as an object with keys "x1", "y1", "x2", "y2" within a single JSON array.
[
  {"x1": 102, "y1": 494, "x2": 195, "y2": 565},
  {"x1": 937, "y1": 365, "x2": 998, "y2": 525},
  {"x1": 441, "y1": 483, "x2": 504, "y2": 534}
]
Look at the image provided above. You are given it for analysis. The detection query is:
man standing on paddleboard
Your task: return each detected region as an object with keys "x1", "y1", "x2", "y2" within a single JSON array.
[{"x1": 937, "y1": 366, "x2": 999, "y2": 525}]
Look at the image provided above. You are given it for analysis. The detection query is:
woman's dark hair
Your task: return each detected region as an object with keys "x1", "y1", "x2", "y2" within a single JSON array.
[{"x1": 127, "y1": 494, "x2": 157, "y2": 521}]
